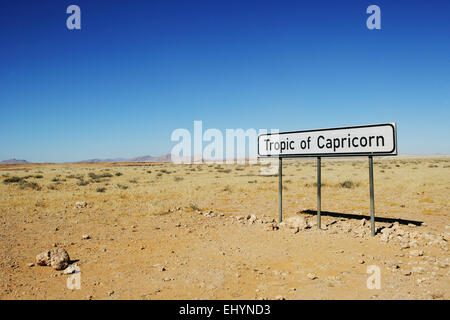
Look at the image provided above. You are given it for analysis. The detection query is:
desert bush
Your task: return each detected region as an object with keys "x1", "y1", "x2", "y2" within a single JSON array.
[
  {"x1": 339, "y1": 180, "x2": 356, "y2": 188},
  {"x1": 67, "y1": 174, "x2": 84, "y2": 179},
  {"x1": 3, "y1": 176, "x2": 24, "y2": 184},
  {"x1": 117, "y1": 184, "x2": 128, "y2": 190},
  {"x1": 115, "y1": 172, "x2": 123, "y2": 176},
  {"x1": 223, "y1": 185, "x2": 232, "y2": 192},
  {"x1": 77, "y1": 180, "x2": 89, "y2": 186},
  {"x1": 18, "y1": 180, "x2": 41, "y2": 190},
  {"x1": 96, "y1": 187, "x2": 106, "y2": 193},
  {"x1": 129, "y1": 178, "x2": 138, "y2": 183},
  {"x1": 189, "y1": 203, "x2": 200, "y2": 211},
  {"x1": 34, "y1": 175, "x2": 43, "y2": 179},
  {"x1": 174, "y1": 176, "x2": 184, "y2": 182},
  {"x1": 88, "y1": 172, "x2": 113, "y2": 179}
]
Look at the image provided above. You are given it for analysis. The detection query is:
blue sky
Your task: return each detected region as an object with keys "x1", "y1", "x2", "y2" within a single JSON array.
[{"x1": 0, "y1": 0, "x2": 449, "y2": 162}]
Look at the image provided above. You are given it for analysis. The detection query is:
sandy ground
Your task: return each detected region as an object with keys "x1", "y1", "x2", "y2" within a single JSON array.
[{"x1": 0, "y1": 156, "x2": 449, "y2": 300}]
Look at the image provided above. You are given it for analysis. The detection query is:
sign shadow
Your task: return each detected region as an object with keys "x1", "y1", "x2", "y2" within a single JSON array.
[{"x1": 299, "y1": 209, "x2": 423, "y2": 226}]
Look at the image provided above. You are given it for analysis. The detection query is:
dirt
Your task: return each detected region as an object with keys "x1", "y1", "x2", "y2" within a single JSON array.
[{"x1": 0, "y1": 156, "x2": 448, "y2": 299}]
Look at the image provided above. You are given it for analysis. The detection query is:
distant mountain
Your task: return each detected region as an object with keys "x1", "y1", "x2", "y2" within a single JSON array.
[
  {"x1": 76, "y1": 154, "x2": 171, "y2": 163},
  {"x1": 0, "y1": 159, "x2": 29, "y2": 164}
]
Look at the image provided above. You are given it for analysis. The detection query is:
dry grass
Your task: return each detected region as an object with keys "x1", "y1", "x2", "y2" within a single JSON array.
[{"x1": 0, "y1": 156, "x2": 448, "y2": 220}]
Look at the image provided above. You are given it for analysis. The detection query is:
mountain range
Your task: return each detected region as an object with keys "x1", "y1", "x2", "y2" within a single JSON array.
[
  {"x1": 0, "y1": 154, "x2": 172, "y2": 164},
  {"x1": 74, "y1": 154, "x2": 171, "y2": 163},
  {"x1": 0, "y1": 159, "x2": 30, "y2": 164}
]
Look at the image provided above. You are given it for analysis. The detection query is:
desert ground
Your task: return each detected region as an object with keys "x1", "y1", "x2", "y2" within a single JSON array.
[{"x1": 0, "y1": 156, "x2": 449, "y2": 300}]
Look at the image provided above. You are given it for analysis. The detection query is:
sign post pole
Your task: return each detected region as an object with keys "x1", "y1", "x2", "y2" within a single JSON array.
[
  {"x1": 278, "y1": 157, "x2": 283, "y2": 223},
  {"x1": 369, "y1": 155, "x2": 375, "y2": 236},
  {"x1": 317, "y1": 157, "x2": 321, "y2": 229}
]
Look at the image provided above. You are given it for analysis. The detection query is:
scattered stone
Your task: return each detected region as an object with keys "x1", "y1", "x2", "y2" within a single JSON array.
[
  {"x1": 36, "y1": 248, "x2": 70, "y2": 270},
  {"x1": 283, "y1": 216, "x2": 309, "y2": 231},
  {"x1": 75, "y1": 201, "x2": 87, "y2": 209},
  {"x1": 50, "y1": 248, "x2": 71, "y2": 270},
  {"x1": 400, "y1": 243, "x2": 410, "y2": 250},
  {"x1": 82, "y1": 234, "x2": 91, "y2": 240},
  {"x1": 403, "y1": 270, "x2": 412, "y2": 276},
  {"x1": 36, "y1": 251, "x2": 51, "y2": 266},
  {"x1": 265, "y1": 223, "x2": 279, "y2": 231},
  {"x1": 417, "y1": 278, "x2": 428, "y2": 284},
  {"x1": 409, "y1": 249, "x2": 424, "y2": 257},
  {"x1": 307, "y1": 273, "x2": 318, "y2": 280}
]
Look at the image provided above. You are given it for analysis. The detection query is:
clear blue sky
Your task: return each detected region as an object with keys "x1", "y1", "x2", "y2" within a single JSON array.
[{"x1": 0, "y1": 0, "x2": 449, "y2": 162}]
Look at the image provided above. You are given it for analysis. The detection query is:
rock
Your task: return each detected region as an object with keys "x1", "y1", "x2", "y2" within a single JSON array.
[
  {"x1": 400, "y1": 243, "x2": 410, "y2": 250},
  {"x1": 307, "y1": 273, "x2": 318, "y2": 280},
  {"x1": 409, "y1": 249, "x2": 424, "y2": 257},
  {"x1": 403, "y1": 270, "x2": 412, "y2": 276},
  {"x1": 82, "y1": 234, "x2": 91, "y2": 240},
  {"x1": 284, "y1": 216, "x2": 309, "y2": 231},
  {"x1": 75, "y1": 201, "x2": 87, "y2": 209},
  {"x1": 340, "y1": 222, "x2": 352, "y2": 233},
  {"x1": 27, "y1": 263, "x2": 34, "y2": 267},
  {"x1": 36, "y1": 250, "x2": 51, "y2": 266},
  {"x1": 274, "y1": 295, "x2": 285, "y2": 300},
  {"x1": 266, "y1": 223, "x2": 279, "y2": 231},
  {"x1": 249, "y1": 215, "x2": 257, "y2": 223},
  {"x1": 417, "y1": 278, "x2": 428, "y2": 284},
  {"x1": 49, "y1": 248, "x2": 70, "y2": 270}
]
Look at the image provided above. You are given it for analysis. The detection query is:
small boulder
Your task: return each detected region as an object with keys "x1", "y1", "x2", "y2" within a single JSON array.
[
  {"x1": 75, "y1": 201, "x2": 87, "y2": 209},
  {"x1": 307, "y1": 273, "x2": 318, "y2": 280},
  {"x1": 36, "y1": 248, "x2": 70, "y2": 270},
  {"x1": 36, "y1": 250, "x2": 51, "y2": 266},
  {"x1": 50, "y1": 248, "x2": 70, "y2": 270},
  {"x1": 284, "y1": 216, "x2": 309, "y2": 231}
]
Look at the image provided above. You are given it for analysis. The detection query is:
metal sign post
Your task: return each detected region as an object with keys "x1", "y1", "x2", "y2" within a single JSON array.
[
  {"x1": 369, "y1": 155, "x2": 375, "y2": 236},
  {"x1": 258, "y1": 123, "x2": 397, "y2": 236},
  {"x1": 317, "y1": 157, "x2": 321, "y2": 229},
  {"x1": 278, "y1": 157, "x2": 283, "y2": 223}
]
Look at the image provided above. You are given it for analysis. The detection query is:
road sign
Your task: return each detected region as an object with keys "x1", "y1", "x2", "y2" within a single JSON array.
[
  {"x1": 258, "y1": 123, "x2": 397, "y2": 158},
  {"x1": 258, "y1": 123, "x2": 398, "y2": 236}
]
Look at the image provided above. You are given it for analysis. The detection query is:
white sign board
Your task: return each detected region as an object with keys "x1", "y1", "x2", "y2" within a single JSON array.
[{"x1": 258, "y1": 123, "x2": 397, "y2": 157}]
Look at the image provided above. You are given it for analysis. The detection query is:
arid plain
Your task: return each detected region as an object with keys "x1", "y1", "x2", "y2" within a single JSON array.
[{"x1": 0, "y1": 156, "x2": 448, "y2": 299}]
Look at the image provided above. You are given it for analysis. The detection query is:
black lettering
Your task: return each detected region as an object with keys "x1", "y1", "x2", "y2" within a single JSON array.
[
  {"x1": 376, "y1": 135, "x2": 384, "y2": 147},
  {"x1": 360, "y1": 137, "x2": 367, "y2": 147},
  {"x1": 317, "y1": 135, "x2": 325, "y2": 148}
]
